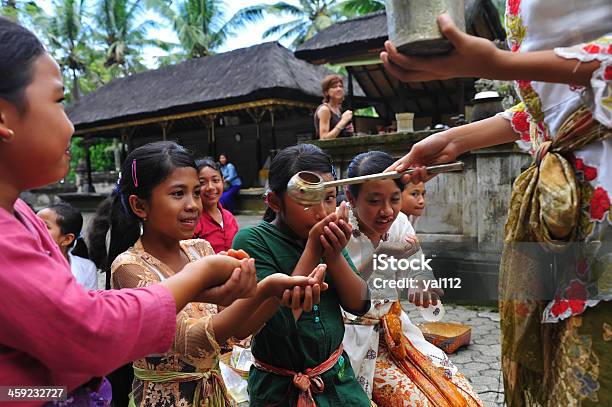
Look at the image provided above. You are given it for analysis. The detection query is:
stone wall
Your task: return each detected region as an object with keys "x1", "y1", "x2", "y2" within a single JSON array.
[{"x1": 310, "y1": 131, "x2": 531, "y2": 302}]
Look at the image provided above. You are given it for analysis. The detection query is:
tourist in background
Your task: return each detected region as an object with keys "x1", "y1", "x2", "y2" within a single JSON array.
[
  {"x1": 219, "y1": 152, "x2": 241, "y2": 214},
  {"x1": 315, "y1": 74, "x2": 354, "y2": 139},
  {"x1": 194, "y1": 157, "x2": 239, "y2": 253}
]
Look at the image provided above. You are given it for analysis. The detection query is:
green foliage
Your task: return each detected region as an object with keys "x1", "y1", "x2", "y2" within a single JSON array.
[
  {"x1": 95, "y1": 0, "x2": 164, "y2": 74},
  {"x1": 354, "y1": 106, "x2": 378, "y2": 117},
  {"x1": 7, "y1": 0, "x2": 165, "y2": 102},
  {"x1": 67, "y1": 138, "x2": 115, "y2": 181},
  {"x1": 149, "y1": 0, "x2": 256, "y2": 59},
  {"x1": 233, "y1": 0, "x2": 345, "y2": 49},
  {"x1": 340, "y1": 0, "x2": 384, "y2": 17}
]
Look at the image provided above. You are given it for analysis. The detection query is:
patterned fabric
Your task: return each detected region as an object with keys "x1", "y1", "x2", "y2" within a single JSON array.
[
  {"x1": 545, "y1": 301, "x2": 612, "y2": 407},
  {"x1": 343, "y1": 211, "x2": 482, "y2": 406},
  {"x1": 373, "y1": 347, "x2": 479, "y2": 407},
  {"x1": 498, "y1": 1, "x2": 612, "y2": 405},
  {"x1": 499, "y1": 0, "x2": 612, "y2": 322},
  {"x1": 111, "y1": 239, "x2": 232, "y2": 407},
  {"x1": 376, "y1": 303, "x2": 482, "y2": 407}
]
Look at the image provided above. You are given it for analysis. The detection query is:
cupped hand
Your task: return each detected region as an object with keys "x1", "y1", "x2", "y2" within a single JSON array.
[
  {"x1": 320, "y1": 219, "x2": 352, "y2": 259},
  {"x1": 380, "y1": 13, "x2": 501, "y2": 83},
  {"x1": 195, "y1": 257, "x2": 257, "y2": 306},
  {"x1": 408, "y1": 280, "x2": 444, "y2": 308},
  {"x1": 279, "y1": 264, "x2": 329, "y2": 312}
]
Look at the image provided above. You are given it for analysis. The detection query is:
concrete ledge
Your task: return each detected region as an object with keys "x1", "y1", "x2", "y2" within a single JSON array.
[{"x1": 237, "y1": 187, "x2": 266, "y2": 215}]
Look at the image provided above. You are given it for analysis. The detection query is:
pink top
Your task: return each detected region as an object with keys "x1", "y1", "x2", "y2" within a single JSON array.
[
  {"x1": 0, "y1": 199, "x2": 176, "y2": 405},
  {"x1": 193, "y1": 203, "x2": 239, "y2": 254}
]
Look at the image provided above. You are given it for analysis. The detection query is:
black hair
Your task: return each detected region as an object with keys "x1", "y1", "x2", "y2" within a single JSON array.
[
  {"x1": 88, "y1": 141, "x2": 196, "y2": 289},
  {"x1": 47, "y1": 201, "x2": 90, "y2": 259},
  {"x1": 196, "y1": 157, "x2": 221, "y2": 175},
  {"x1": 347, "y1": 151, "x2": 404, "y2": 199},
  {"x1": 264, "y1": 144, "x2": 333, "y2": 222},
  {"x1": 0, "y1": 17, "x2": 46, "y2": 112}
]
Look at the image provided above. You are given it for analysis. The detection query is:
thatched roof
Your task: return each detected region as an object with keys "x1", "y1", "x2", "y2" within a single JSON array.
[
  {"x1": 295, "y1": 0, "x2": 505, "y2": 64},
  {"x1": 67, "y1": 42, "x2": 363, "y2": 130}
]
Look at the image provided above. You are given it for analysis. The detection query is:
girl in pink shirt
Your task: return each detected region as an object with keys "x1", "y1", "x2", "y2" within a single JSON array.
[{"x1": 0, "y1": 17, "x2": 266, "y2": 404}]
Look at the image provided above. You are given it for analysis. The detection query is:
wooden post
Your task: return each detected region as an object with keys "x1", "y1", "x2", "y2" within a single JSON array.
[
  {"x1": 269, "y1": 108, "x2": 277, "y2": 151},
  {"x1": 211, "y1": 115, "x2": 216, "y2": 158},
  {"x1": 120, "y1": 129, "x2": 128, "y2": 164},
  {"x1": 247, "y1": 108, "x2": 267, "y2": 168},
  {"x1": 160, "y1": 121, "x2": 173, "y2": 141},
  {"x1": 347, "y1": 67, "x2": 354, "y2": 111},
  {"x1": 83, "y1": 137, "x2": 96, "y2": 193},
  {"x1": 457, "y1": 79, "x2": 465, "y2": 117}
]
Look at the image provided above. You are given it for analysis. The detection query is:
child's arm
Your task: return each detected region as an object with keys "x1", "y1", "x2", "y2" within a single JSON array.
[{"x1": 321, "y1": 219, "x2": 369, "y2": 315}]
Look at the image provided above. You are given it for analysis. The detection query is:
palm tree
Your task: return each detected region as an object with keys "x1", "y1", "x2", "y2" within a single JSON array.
[
  {"x1": 1, "y1": 0, "x2": 44, "y2": 26},
  {"x1": 150, "y1": 0, "x2": 262, "y2": 59},
  {"x1": 95, "y1": 0, "x2": 164, "y2": 75},
  {"x1": 233, "y1": 0, "x2": 345, "y2": 49},
  {"x1": 339, "y1": 0, "x2": 384, "y2": 17},
  {"x1": 1, "y1": 0, "x2": 18, "y2": 19},
  {"x1": 42, "y1": 0, "x2": 93, "y2": 101}
]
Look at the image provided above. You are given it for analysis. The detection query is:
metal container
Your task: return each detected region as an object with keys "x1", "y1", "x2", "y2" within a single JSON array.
[
  {"x1": 286, "y1": 162, "x2": 465, "y2": 206},
  {"x1": 386, "y1": 0, "x2": 465, "y2": 56}
]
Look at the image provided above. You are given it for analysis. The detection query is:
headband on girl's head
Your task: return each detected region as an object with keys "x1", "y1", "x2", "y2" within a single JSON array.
[{"x1": 331, "y1": 165, "x2": 338, "y2": 181}]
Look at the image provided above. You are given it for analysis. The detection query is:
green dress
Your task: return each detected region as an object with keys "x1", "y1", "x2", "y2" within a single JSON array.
[{"x1": 233, "y1": 221, "x2": 371, "y2": 406}]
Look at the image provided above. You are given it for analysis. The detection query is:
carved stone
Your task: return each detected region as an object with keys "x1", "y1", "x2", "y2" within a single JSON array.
[{"x1": 386, "y1": 0, "x2": 466, "y2": 55}]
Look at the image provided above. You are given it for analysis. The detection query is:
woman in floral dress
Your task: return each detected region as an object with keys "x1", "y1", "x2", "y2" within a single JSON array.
[{"x1": 382, "y1": 1, "x2": 611, "y2": 405}]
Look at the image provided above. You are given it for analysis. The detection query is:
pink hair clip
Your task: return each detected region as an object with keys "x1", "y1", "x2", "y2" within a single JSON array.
[{"x1": 132, "y1": 159, "x2": 139, "y2": 188}]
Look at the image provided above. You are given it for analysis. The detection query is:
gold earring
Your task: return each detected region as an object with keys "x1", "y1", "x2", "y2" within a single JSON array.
[{"x1": 1, "y1": 129, "x2": 15, "y2": 143}]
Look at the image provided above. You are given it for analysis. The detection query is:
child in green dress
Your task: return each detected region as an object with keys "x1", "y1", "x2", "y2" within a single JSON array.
[{"x1": 233, "y1": 144, "x2": 371, "y2": 406}]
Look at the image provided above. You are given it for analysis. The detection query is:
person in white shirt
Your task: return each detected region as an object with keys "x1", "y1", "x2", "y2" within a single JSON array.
[
  {"x1": 38, "y1": 202, "x2": 98, "y2": 290},
  {"x1": 341, "y1": 151, "x2": 482, "y2": 406}
]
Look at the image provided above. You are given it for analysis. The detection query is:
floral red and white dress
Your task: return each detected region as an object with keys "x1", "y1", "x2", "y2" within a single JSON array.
[{"x1": 500, "y1": 0, "x2": 612, "y2": 324}]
